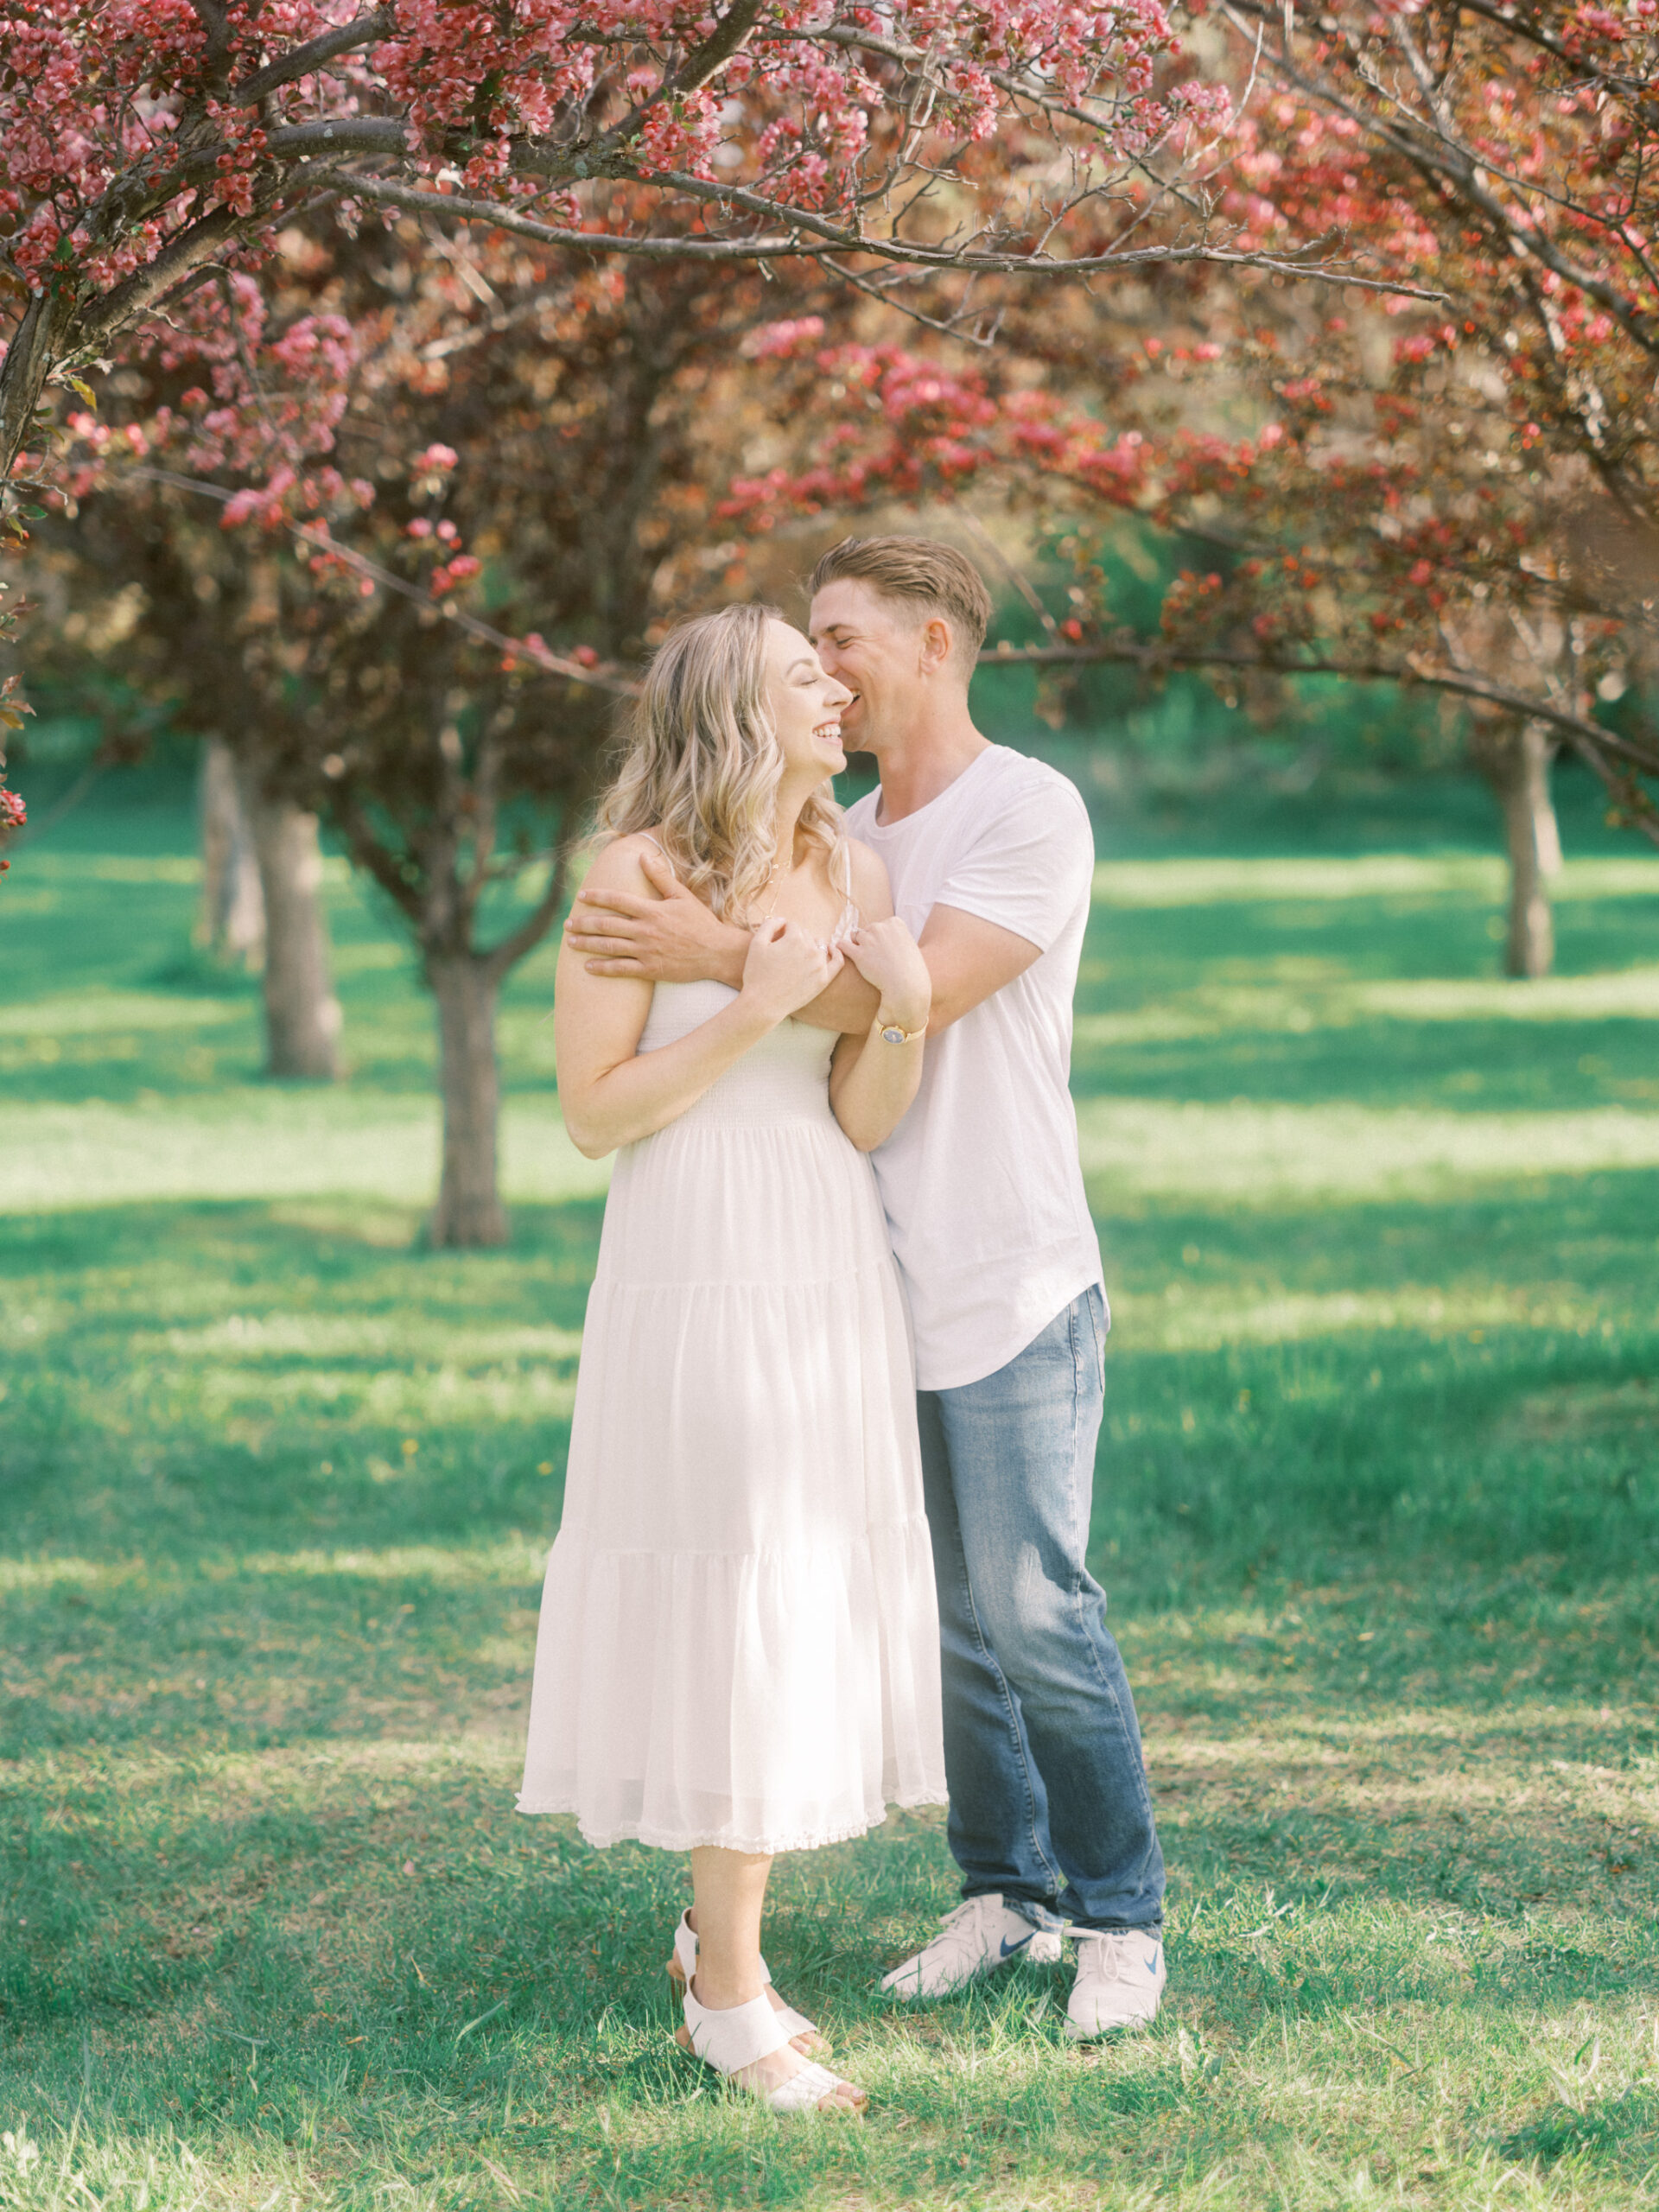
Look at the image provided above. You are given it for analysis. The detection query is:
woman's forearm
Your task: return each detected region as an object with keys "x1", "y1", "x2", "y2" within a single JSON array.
[
  {"x1": 563, "y1": 997, "x2": 777, "y2": 1158},
  {"x1": 830, "y1": 1022, "x2": 925, "y2": 1153}
]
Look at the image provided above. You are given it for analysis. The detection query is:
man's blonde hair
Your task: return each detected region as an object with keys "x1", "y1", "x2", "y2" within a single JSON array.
[
  {"x1": 808, "y1": 536, "x2": 992, "y2": 669},
  {"x1": 595, "y1": 602, "x2": 844, "y2": 921}
]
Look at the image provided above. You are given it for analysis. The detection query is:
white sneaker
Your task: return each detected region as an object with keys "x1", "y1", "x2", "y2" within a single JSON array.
[
  {"x1": 880, "y1": 1893, "x2": 1065, "y2": 2000},
  {"x1": 1065, "y1": 1929, "x2": 1166, "y2": 2038}
]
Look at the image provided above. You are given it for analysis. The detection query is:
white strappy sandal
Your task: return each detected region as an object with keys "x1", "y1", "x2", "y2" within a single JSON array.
[
  {"x1": 675, "y1": 1985, "x2": 867, "y2": 2116},
  {"x1": 665, "y1": 1910, "x2": 828, "y2": 2055}
]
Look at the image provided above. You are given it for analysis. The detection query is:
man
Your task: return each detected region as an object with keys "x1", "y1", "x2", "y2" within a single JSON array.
[{"x1": 566, "y1": 537, "x2": 1166, "y2": 2037}]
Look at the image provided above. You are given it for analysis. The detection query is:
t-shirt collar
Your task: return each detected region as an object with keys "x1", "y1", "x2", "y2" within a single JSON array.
[{"x1": 870, "y1": 743, "x2": 1001, "y2": 832}]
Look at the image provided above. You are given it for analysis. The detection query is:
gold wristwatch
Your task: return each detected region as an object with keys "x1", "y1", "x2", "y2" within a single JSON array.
[{"x1": 875, "y1": 1013, "x2": 926, "y2": 1046}]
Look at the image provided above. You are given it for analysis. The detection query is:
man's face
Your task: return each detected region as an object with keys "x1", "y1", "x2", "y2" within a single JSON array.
[{"x1": 807, "y1": 579, "x2": 925, "y2": 755}]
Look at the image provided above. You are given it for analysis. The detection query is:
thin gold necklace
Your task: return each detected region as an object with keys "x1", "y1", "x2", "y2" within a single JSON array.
[{"x1": 747, "y1": 853, "x2": 790, "y2": 927}]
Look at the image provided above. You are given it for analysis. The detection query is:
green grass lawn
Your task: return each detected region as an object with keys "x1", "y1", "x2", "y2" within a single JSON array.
[{"x1": 3, "y1": 774, "x2": 1658, "y2": 2209}]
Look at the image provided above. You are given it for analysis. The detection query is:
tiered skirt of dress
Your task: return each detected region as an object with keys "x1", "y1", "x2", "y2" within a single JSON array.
[{"x1": 518, "y1": 981, "x2": 946, "y2": 1853}]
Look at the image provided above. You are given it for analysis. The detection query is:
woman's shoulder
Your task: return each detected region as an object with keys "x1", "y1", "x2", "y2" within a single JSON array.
[
  {"x1": 582, "y1": 829, "x2": 670, "y2": 894},
  {"x1": 844, "y1": 837, "x2": 893, "y2": 910}
]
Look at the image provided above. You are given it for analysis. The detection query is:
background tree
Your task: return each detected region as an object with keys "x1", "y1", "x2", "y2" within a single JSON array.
[
  {"x1": 0, "y1": 0, "x2": 1271, "y2": 518},
  {"x1": 19, "y1": 452, "x2": 347, "y2": 1074},
  {"x1": 725, "y1": 0, "x2": 1659, "y2": 977},
  {"x1": 41, "y1": 213, "x2": 838, "y2": 1242},
  {"x1": 197, "y1": 735, "x2": 270, "y2": 969},
  {"x1": 0, "y1": 570, "x2": 24, "y2": 868}
]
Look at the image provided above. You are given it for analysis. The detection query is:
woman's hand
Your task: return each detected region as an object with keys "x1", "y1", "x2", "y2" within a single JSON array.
[
  {"x1": 741, "y1": 917, "x2": 846, "y2": 1025},
  {"x1": 842, "y1": 918, "x2": 931, "y2": 1035}
]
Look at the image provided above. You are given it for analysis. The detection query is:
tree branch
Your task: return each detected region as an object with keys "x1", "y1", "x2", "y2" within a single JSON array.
[
  {"x1": 1452, "y1": 0, "x2": 1651, "y2": 93},
  {"x1": 265, "y1": 118, "x2": 411, "y2": 161},
  {"x1": 1223, "y1": 0, "x2": 1659, "y2": 355},
  {"x1": 327, "y1": 785, "x2": 427, "y2": 923},
  {"x1": 985, "y1": 637, "x2": 1659, "y2": 767},
  {"x1": 319, "y1": 168, "x2": 1447, "y2": 295},
  {"x1": 232, "y1": 9, "x2": 397, "y2": 105},
  {"x1": 116, "y1": 464, "x2": 639, "y2": 694},
  {"x1": 79, "y1": 202, "x2": 245, "y2": 349},
  {"x1": 588, "y1": 0, "x2": 766, "y2": 162},
  {"x1": 313, "y1": 168, "x2": 810, "y2": 258}
]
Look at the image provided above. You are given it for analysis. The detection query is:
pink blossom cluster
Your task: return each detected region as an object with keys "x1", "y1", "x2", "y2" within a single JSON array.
[
  {"x1": 1, "y1": 0, "x2": 1192, "y2": 314},
  {"x1": 48, "y1": 267, "x2": 365, "y2": 524},
  {"x1": 0, "y1": 772, "x2": 23, "y2": 868},
  {"x1": 721, "y1": 340, "x2": 1163, "y2": 525}
]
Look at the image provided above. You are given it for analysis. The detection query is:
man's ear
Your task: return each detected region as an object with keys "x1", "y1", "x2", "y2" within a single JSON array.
[{"x1": 918, "y1": 614, "x2": 955, "y2": 675}]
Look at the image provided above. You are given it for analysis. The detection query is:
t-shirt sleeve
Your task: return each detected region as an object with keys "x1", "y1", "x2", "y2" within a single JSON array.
[{"x1": 931, "y1": 774, "x2": 1094, "y2": 952}]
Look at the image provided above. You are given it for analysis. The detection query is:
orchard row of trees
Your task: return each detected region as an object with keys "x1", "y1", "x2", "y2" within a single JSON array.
[
  {"x1": 21, "y1": 215, "x2": 817, "y2": 1241},
  {"x1": 4, "y1": 0, "x2": 1658, "y2": 1239},
  {"x1": 728, "y1": 0, "x2": 1659, "y2": 965}
]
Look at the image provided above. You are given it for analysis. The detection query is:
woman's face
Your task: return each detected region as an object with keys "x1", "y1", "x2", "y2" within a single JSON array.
[{"x1": 763, "y1": 619, "x2": 853, "y2": 786}]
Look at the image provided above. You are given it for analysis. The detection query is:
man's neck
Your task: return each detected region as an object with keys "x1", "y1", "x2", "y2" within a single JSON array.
[{"x1": 870, "y1": 698, "x2": 990, "y2": 823}]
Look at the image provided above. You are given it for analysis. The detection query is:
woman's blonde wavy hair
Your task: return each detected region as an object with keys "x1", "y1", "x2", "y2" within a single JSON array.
[{"x1": 595, "y1": 602, "x2": 847, "y2": 920}]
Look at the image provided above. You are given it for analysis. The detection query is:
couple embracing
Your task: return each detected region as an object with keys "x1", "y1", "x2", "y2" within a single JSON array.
[{"x1": 518, "y1": 537, "x2": 1166, "y2": 2115}]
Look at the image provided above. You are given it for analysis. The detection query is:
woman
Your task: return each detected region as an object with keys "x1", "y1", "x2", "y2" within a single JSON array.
[{"x1": 518, "y1": 603, "x2": 944, "y2": 2116}]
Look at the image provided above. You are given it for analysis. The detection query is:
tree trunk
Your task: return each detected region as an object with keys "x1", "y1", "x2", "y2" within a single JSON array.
[
  {"x1": 0, "y1": 283, "x2": 82, "y2": 494},
  {"x1": 197, "y1": 737, "x2": 265, "y2": 965},
  {"x1": 1471, "y1": 719, "x2": 1561, "y2": 979},
  {"x1": 428, "y1": 956, "x2": 508, "y2": 1248},
  {"x1": 233, "y1": 760, "x2": 343, "y2": 1080},
  {"x1": 1531, "y1": 725, "x2": 1564, "y2": 879}
]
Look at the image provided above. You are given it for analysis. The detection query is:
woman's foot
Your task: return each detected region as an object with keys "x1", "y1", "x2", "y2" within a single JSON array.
[
  {"x1": 677, "y1": 1984, "x2": 866, "y2": 2116},
  {"x1": 733, "y1": 2044, "x2": 866, "y2": 2115},
  {"x1": 763, "y1": 1985, "x2": 831, "y2": 2058},
  {"x1": 671, "y1": 1910, "x2": 830, "y2": 2057}
]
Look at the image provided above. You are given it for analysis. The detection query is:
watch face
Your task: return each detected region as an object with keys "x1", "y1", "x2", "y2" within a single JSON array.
[{"x1": 881, "y1": 1027, "x2": 904, "y2": 1044}]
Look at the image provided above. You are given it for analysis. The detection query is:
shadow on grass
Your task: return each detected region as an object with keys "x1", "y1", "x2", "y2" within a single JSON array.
[{"x1": 3, "y1": 804, "x2": 1658, "y2": 2203}]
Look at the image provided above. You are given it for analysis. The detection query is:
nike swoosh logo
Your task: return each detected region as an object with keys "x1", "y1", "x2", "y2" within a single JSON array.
[
  {"x1": 999, "y1": 1933, "x2": 1033, "y2": 1959},
  {"x1": 1144, "y1": 1956, "x2": 1160, "y2": 1974}
]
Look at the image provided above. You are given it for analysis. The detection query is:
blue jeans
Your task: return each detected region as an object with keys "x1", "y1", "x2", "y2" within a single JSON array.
[{"x1": 916, "y1": 1287, "x2": 1165, "y2": 1933}]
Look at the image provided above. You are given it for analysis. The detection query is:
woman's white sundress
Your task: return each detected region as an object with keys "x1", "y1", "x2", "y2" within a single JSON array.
[{"x1": 518, "y1": 978, "x2": 947, "y2": 1853}]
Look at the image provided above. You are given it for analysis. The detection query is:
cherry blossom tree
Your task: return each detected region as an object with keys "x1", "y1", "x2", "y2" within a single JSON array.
[
  {"x1": 0, "y1": 0, "x2": 1313, "y2": 520},
  {"x1": 1150, "y1": 0, "x2": 1659, "y2": 968},
  {"x1": 34, "y1": 211, "x2": 829, "y2": 1240},
  {"x1": 722, "y1": 0, "x2": 1659, "y2": 974}
]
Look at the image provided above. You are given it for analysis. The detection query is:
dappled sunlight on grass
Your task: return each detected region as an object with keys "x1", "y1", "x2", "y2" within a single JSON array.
[
  {"x1": 1075, "y1": 965, "x2": 1659, "y2": 1051},
  {"x1": 3, "y1": 803, "x2": 1657, "y2": 2207},
  {"x1": 0, "y1": 1541, "x2": 549, "y2": 1597},
  {"x1": 1079, "y1": 1099, "x2": 1659, "y2": 1198},
  {"x1": 1115, "y1": 1287, "x2": 1611, "y2": 1351},
  {"x1": 1093, "y1": 852, "x2": 1659, "y2": 906},
  {"x1": 0, "y1": 1102, "x2": 606, "y2": 1211},
  {"x1": 152, "y1": 1313, "x2": 585, "y2": 1363},
  {"x1": 0, "y1": 992, "x2": 249, "y2": 1038}
]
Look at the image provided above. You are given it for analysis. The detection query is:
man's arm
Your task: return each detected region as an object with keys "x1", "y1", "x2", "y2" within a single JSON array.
[
  {"x1": 567, "y1": 849, "x2": 1041, "y2": 1035},
  {"x1": 916, "y1": 778, "x2": 1092, "y2": 1031},
  {"x1": 918, "y1": 905, "x2": 1042, "y2": 1034},
  {"x1": 798, "y1": 904, "x2": 1039, "y2": 1037},
  {"x1": 567, "y1": 845, "x2": 879, "y2": 1031}
]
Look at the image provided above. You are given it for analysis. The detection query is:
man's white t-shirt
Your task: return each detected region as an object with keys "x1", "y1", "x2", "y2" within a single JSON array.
[{"x1": 844, "y1": 744, "x2": 1105, "y2": 1392}]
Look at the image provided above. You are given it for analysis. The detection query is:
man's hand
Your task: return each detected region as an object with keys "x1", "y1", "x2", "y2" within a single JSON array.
[{"x1": 565, "y1": 845, "x2": 749, "y2": 987}]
